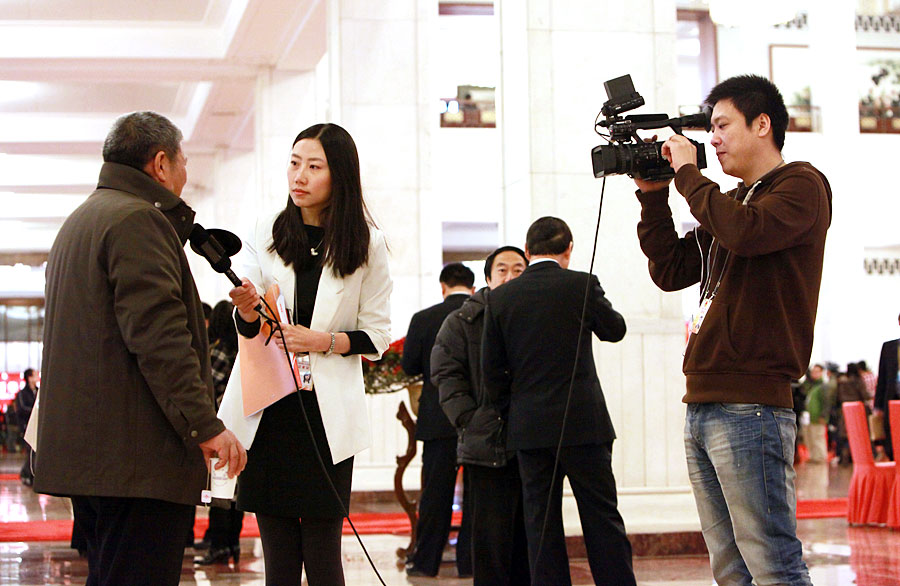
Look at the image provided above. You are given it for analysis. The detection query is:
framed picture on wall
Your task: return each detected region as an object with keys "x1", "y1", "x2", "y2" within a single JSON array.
[
  {"x1": 768, "y1": 44, "x2": 813, "y2": 131},
  {"x1": 857, "y1": 47, "x2": 900, "y2": 133}
]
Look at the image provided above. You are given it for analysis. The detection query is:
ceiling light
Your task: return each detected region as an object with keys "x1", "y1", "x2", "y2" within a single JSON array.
[{"x1": 0, "y1": 81, "x2": 42, "y2": 105}]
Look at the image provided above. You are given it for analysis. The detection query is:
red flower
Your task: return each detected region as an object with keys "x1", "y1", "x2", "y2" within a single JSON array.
[{"x1": 361, "y1": 336, "x2": 421, "y2": 394}]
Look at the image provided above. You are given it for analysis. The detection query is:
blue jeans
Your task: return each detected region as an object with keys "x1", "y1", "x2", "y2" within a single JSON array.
[{"x1": 684, "y1": 403, "x2": 812, "y2": 586}]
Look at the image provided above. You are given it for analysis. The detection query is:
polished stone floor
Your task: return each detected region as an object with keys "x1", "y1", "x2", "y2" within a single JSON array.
[{"x1": 1, "y1": 453, "x2": 898, "y2": 585}]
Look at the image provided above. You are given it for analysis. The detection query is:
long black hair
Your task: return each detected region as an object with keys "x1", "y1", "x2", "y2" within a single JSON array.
[{"x1": 268, "y1": 123, "x2": 373, "y2": 277}]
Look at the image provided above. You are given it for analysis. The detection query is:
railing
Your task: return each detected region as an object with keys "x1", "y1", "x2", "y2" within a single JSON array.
[
  {"x1": 859, "y1": 105, "x2": 900, "y2": 134},
  {"x1": 440, "y1": 98, "x2": 496, "y2": 128}
]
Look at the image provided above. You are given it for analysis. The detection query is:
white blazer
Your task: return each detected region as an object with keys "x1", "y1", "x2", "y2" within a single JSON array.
[{"x1": 217, "y1": 211, "x2": 392, "y2": 464}]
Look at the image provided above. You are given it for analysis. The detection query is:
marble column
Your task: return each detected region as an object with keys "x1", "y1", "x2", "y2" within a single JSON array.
[
  {"x1": 327, "y1": 0, "x2": 439, "y2": 489},
  {"x1": 805, "y1": 3, "x2": 864, "y2": 364},
  {"x1": 495, "y1": 0, "x2": 696, "y2": 534}
]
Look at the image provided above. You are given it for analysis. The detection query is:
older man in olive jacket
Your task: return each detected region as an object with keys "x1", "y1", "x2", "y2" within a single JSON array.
[{"x1": 36, "y1": 111, "x2": 246, "y2": 586}]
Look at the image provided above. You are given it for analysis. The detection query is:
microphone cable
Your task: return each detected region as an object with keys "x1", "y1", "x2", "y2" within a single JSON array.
[{"x1": 531, "y1": 175, "x2": 607, "y2": 582}]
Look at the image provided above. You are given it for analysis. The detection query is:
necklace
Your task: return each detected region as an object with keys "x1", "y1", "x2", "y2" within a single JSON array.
[{"x1": 310, "y1": 239, "x2": 323, "y2": 256}]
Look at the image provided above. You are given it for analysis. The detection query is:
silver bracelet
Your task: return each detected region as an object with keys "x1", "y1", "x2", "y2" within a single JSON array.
[{"x1": 325, "y1": 332, "x2": 335, "y2": 355}]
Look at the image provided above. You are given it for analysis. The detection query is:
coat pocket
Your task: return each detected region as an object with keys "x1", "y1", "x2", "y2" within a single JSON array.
[{"x1": 457, "y1": 404, "x2": 507, "y2": 468}]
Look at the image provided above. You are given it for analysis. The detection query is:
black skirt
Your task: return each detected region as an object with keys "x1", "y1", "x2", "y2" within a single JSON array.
[{"x1": 236, "y1": 389, "x2": 352, "y2": 519}]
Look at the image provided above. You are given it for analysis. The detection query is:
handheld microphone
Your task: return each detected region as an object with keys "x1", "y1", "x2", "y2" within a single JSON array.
[{"x1": 188, "y1": 224, "x2": 243, "y2": 287}]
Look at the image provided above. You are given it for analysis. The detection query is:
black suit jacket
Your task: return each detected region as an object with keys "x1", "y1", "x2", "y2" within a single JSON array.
[
  {"x1": 875, "y1": 338, "x2": 900, "y2": 411},
  {"x1": 482, "y1": 261, "x2": 626, "y2": 451},
  {"x1": 403, "y1": 293, "x2": 470, "y2": 440}
]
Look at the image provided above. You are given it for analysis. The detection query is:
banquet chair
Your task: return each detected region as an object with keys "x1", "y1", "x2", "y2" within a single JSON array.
[
  {"x1": 843, "y1": 401, "x2": 895, "y2": 525},
  {"x1": 886, "y1": 401, "x2": 900, "y2": 529}
]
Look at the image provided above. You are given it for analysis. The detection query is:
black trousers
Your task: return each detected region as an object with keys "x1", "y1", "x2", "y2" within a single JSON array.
[
  {"x1": 20, "y1": 443, "x2": 33, "y2": 481},
  {"x1": 517, "y1": 442, "x2": 635, "y2": 586},
  {"x1": 71, "y1": 495, "x2": 194, "y2": 586},
  {"x1": 207, "y1": 503, "x2": 245, "y2": 548},
  {"x1": 410, "y1": 436, "x2": 472, "y2": 576},
  {"x1": 256, "y1": 513, "x2": 344, "y2": 586},
  {"x1": 468, "y1": 459, "x2": 531, "y2": 586}
]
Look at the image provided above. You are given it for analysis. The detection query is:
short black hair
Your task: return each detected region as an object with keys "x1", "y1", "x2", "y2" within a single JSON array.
[
  {"x1": 439, "y1": 262, "x2": 475, "y2": 288},
  {"x1": 102, "y1": 111, "x2": 183, "y2": 170},
  {"x1": 483, "y1": 246, "x2": 528, "y2": 279},
  {"x1": 207, "y1": 300, "x2": 237, "y2": 353},
  {"x1": 526, "y1": 217, "x2": 572, "y2": 256},
  {"x1": 705, "y1": 75, "x2": 789, "y2": 151},
  {"x1": 202, "y1": 302, "x2": 213, "y2": 321},
  {"x1": 23, "y1": 368, "x2": 34, "y2": 380}
]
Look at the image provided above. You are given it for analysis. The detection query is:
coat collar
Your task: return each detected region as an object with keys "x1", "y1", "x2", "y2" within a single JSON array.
[
  {"x1": 97, "y1": 162, "x2": 196, "y2": 243},
  {"x1": 523, "y1": 259, "x2": 561, "y2": 274}
]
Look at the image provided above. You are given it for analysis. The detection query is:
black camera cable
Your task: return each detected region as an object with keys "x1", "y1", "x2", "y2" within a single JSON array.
[{"x1": 531, "y1": 174, "x2": 608, "y2": 582}]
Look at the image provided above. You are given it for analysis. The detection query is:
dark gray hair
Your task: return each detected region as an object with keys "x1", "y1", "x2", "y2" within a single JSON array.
[
  {"x1": 526, "y1": 216, "x2": 572, "y2": 256},
  {"x1": 102, "y1": 111, "x2": 183, "y2": 170}
]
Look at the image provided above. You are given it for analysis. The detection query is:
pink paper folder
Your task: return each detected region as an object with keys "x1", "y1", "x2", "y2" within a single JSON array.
[{"x1": 240, "y1": 284, "x2": 299, "y2": 416}]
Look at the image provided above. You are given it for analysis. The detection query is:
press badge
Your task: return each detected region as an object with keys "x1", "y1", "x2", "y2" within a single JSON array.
[
  {"x1": 690, "y1": 296, "x2": 714, "y2": 334},
  {"x1": 294, "y1": 353, "x2": 313, "y2": 391}
]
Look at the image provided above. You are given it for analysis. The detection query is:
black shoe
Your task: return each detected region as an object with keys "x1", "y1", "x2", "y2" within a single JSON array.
[
  {"x1": 194, "y1": 545, "x2": 240, "y2": 565},
  {"x1": 192, "y1": 538, "x2": 211, "y2": 551}
]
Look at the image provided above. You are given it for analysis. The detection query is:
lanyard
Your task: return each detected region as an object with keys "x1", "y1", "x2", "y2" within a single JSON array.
[{"x1": 698, "y1": 164, "x2": 780, "y2": 303}]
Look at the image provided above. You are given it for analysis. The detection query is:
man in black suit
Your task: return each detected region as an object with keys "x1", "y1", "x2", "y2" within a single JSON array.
[
  {"x1": 874, "y1": 312, "x2": 900, "y2": 459},
  {"x1": 482, "y1": 217, "x2": 635, "y2": 586},
  {"x1": 403, "y1": 263, "x2": 475, "y2": 577}
]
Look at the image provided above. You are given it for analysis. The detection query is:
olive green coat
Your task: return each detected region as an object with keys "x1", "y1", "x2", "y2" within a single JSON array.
[{"x1": 35, "y1": 162, "x2": 224, "y2": 505}]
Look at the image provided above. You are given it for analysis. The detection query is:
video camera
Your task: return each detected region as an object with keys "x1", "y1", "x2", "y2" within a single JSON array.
[{"x1": 591, "y1": 74, "x2": 711, "y2": 181}]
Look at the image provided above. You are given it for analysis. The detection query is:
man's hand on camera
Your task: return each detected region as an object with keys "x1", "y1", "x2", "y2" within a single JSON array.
[
  {"x1": 661, "y1": 135, "x2": 697, "y2": 173},
  {"x1": 634, "y1": 134, "x2": 674, "y2": 193}
]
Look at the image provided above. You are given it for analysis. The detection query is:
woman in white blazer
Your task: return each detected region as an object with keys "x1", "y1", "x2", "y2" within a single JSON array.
[{"x1": 220, "y1": 123, "x2": 391, "y2": 585}]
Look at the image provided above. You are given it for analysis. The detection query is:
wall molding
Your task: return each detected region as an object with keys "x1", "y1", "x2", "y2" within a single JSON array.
[{"x1": 864, "y1": 258, "x2": 900, "y2": 275}]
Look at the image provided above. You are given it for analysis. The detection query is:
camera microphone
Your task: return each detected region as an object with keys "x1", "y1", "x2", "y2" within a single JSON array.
[{"x1": 188, "y1": 223, "x2": 243, "y2": 287}]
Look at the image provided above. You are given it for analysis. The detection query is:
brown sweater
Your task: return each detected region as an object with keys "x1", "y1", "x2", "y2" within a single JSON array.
[{"x1": 636, "y1": 162, "x2": 832, "y2": 408}]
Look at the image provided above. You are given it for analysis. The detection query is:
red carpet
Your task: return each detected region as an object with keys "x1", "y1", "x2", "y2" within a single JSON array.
[
  {"x1": 796, "y1": 498, "x2": 848, "y2": 519},
  {"x1": 0, "y1": 501, "x2": 839, "y2": 542},
  {"x1": 0, "y1": 512, "x2": 430, "y2": 542}
]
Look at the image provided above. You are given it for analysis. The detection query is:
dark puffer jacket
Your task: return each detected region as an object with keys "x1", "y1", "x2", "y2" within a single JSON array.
[{"x1": 430, "y1": 288, "x2": 507, "y2": 467}]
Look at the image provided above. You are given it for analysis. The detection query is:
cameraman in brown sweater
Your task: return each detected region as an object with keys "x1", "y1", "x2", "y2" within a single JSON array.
[{"x1": 634, "y1": 75, "x2": 831, "y2": 586}]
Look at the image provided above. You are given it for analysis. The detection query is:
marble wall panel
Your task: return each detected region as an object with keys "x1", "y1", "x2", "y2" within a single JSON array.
[
  {"x1": 340, "y1": 0, "x2": 417, "y2": 21},
  {"x1": 525, "y1": 0, "x2": 551, "y2": 30},
  {"x1": 524, "y1": 29, "x2": 555, "y2": 175},
  {"x1": 642, "y1": 332, "x2": 669, "y2": 486},
  {"x1": 664, "y1": 333, "x2": 689, "y2": 485},
  {"x1": 618, "y1": 333, "x2": 647, "y2": 486},
  {"x1": 339, "y1": 19, "x2": 417, "y2": 105},
  {"x1": 549, "y1": 0, "x2": 655, "y2": 33},
  {"x1": 340, "y1": 104, "x2": 421, "y2": 192}
]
